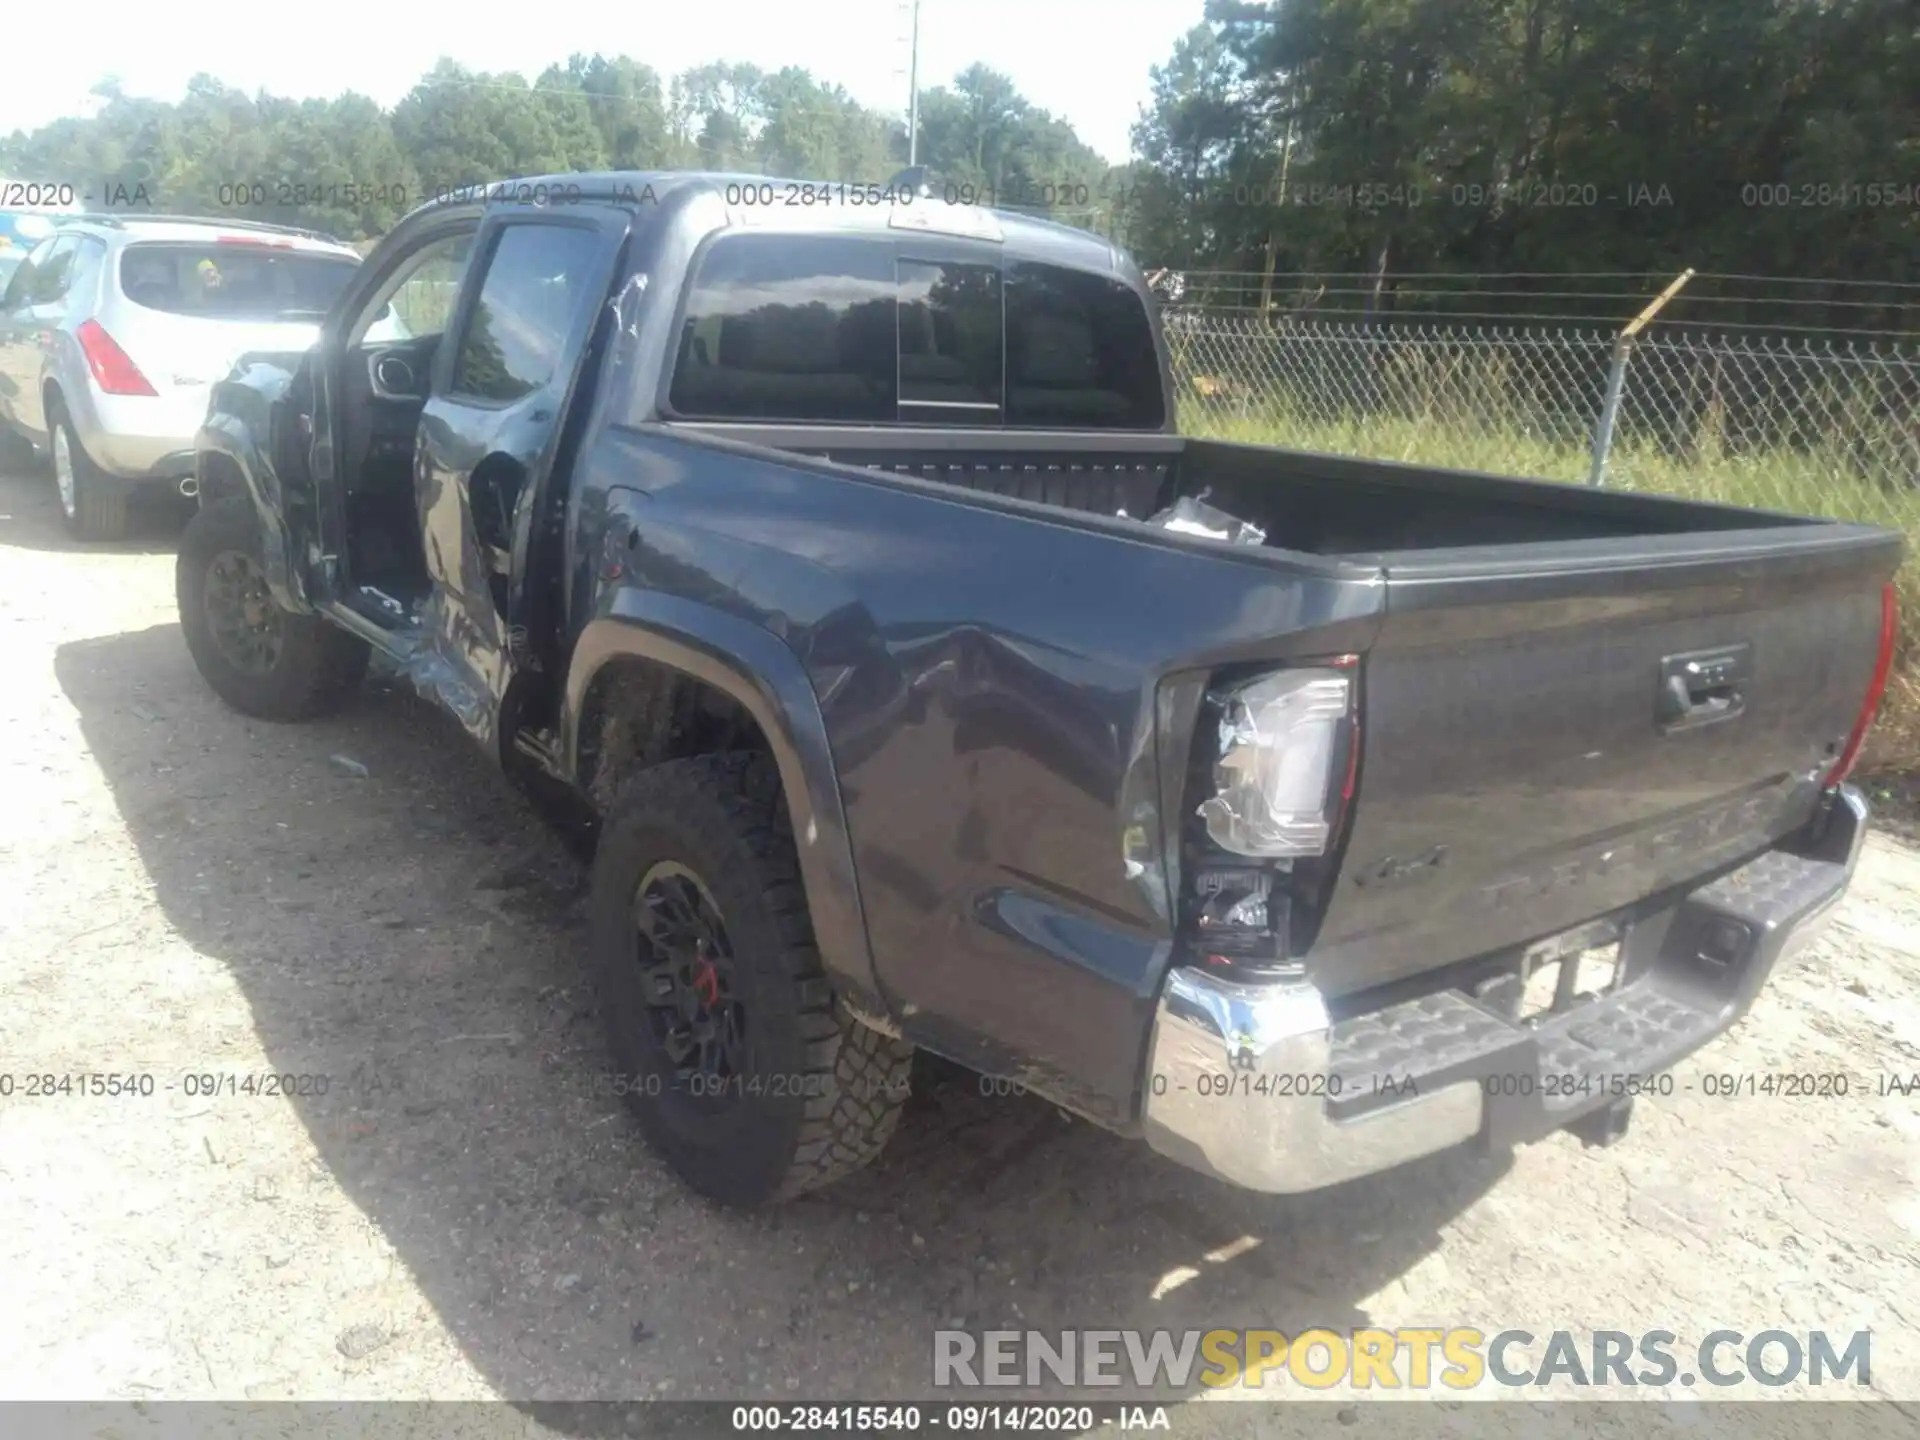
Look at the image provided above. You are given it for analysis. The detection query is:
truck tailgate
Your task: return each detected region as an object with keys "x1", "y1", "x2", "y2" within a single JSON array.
[{"x1": 1310, "y1": 523, "x2": 1900, "y2": 1000}]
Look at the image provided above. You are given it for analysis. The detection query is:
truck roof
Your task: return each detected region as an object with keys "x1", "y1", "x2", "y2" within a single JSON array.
[{"x1": 430, "y1": 170, "x2": 1130, "y2": 277}]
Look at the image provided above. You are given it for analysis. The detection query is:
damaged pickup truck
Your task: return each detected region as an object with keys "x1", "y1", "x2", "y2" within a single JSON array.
[{"x1": 178, "y1": 171, "x2": 1901, "y2": 1207}]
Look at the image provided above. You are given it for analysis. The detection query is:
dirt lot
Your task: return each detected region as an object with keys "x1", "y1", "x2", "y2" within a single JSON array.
[{"x1": 2, "y1": 459, "x2": 1918, "y2": 1430}]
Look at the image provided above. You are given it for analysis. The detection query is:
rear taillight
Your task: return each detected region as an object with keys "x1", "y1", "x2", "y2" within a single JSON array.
[
  {"x1": 1189, "y1": 659, "x2": 1362, "y2": 975},
  {"x1": 1198, "y1": 662, "x2": 1359, "y2": 858},
  {"x1": 76, "y1": 319, "x2": 157, "y2": 396},
  {"x1": 1823, "y1": 580, "x2": 1898, "y2": 789},
  {"x1": 1332, "y1": 652, "x2": 1362, "y2": 809},
  {"x1": 215, "y1": 235, "x2": 292, "y2": 248}
]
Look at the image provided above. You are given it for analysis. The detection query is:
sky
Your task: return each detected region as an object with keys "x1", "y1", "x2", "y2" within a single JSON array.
[{"x1": 0, "y1": 0, "x2": 1204, "y2": 165}]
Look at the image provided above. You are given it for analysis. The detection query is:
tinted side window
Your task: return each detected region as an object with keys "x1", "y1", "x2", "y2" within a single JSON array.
[
  {"x1": 898, "y1": 260, "x2": 1002, "y2": 425},
  {"x1": 450, "y1": 224, "x2": 601, "y2": 404},
  {"x1": 1006, "y1": 264, "x2": 1165, "y2": 430},
  {"x1": 669, "y1": 235, "x2": 896, "y2": 423}
]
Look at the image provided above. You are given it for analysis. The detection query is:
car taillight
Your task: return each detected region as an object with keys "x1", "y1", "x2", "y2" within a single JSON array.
[
  {"x1": 215, "y1": 235, "x2": 292, "y2": 248},
  {"x1": 1189, "y1": 658, "x2": 1362, "y2": 975},
  {"x1": 1823, "y1": 580, "x2": 1898, "y2": 789},
  {"x1": 76, "y1": 319, "x2": 157, "y2": 396},
  {"x1": 1199, "y1": 661, "x2": 1359, "y2": 858}
]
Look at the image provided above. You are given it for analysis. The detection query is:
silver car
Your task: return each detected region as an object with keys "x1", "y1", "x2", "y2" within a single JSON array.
[{"x1": 0, "y1": 214, "x2": 371, "y2": 539}]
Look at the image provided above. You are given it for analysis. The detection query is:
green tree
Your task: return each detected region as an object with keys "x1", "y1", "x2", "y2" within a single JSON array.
[
  {"x1": 391, "y1": 60, "x2": 606, "y2": 197},
  {"x1": 540, "y1": 55, "x2": 677, "y2": 169}
]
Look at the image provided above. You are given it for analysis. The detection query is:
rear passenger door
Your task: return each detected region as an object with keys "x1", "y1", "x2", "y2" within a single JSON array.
[{"x1": 416, "y1": 205, "x2": 631, "y2": 717}]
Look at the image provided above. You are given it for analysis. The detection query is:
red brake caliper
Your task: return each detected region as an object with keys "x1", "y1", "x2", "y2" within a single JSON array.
[{"x1": 692, "y1": 951, "x2": 721, "y2": 1007}]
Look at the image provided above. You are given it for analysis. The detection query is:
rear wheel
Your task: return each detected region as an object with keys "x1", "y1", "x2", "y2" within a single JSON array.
[
  {"x1": 177, "y1": 496, "x2": 369, "y2": 720},
  {"x1": 50, "y1": 405, "x2": 130, "y2": 542},
  {"x1": 591, "y1": 752, "x2": 915, "y2": 1206}
]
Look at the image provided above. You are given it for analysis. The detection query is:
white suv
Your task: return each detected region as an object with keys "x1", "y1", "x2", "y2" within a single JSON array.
[{"x1": 0, "y1": 214, "x2": 374, "y2": 539}]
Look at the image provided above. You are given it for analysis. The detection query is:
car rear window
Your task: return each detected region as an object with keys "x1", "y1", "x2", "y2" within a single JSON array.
[
  {"x1": 118, "y1": 242, "x2": 358, "y2": 322},
  {"x1": 668, "y1": 235, "x2": 1165, "y2": 430}
]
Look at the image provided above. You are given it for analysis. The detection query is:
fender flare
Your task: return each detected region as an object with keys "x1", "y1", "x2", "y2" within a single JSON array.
[
  {"x1": 565, "y1": 591, "x2": 888, "y2": 1019},
  {"x1": 195, "y1": 415, "x2": 311, "y2": 612}
]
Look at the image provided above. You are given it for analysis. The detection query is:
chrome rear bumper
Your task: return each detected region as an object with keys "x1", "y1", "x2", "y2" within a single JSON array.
[
  {"x1": 1141, "y1": 970, "x2": 1484, "y2": 1193},
  {"x1": 1141, "y1": 785, "x2": 1869, "y2": 1195}
]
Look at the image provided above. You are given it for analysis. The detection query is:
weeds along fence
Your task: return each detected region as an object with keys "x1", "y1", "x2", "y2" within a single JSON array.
[{"x1": 1165, "y1": 310, "x2": 1920, "y2": 766}]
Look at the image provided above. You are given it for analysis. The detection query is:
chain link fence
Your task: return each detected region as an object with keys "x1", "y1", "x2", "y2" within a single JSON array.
[{"x1": 1165, "y1": 309, "x2": 1920, "y2": 765}]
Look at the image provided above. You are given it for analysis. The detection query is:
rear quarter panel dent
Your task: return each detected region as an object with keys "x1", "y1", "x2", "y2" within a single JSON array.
[{"x1": 565, "y1": 595, "x2": 886, "y2": 1012}]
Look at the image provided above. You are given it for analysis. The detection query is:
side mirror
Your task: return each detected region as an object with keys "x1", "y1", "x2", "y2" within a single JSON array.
[{"x1": 377, "y1": 301, "x2": 394, "y2": 321}]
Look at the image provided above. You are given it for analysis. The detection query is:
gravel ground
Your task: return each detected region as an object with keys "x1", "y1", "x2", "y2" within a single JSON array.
[{"x1": 1, "y1": 458, "x2": 1917, "y2": 1433}]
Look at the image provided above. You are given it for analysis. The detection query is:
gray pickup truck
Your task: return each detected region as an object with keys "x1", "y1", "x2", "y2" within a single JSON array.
[{"x1": 176, "y1": 171, "x2": 1900, "y2": 1207}]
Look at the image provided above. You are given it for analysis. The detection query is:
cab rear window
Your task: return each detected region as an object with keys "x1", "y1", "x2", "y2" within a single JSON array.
[
  {"x1": 118, "y1": 242, "x2": 358, "y2": 322},
  {"x1": 668, "y1": 234, "x2": 1164, "y2": 430},
  {"x1": 1006, "y1": 263, "x2": 1164, "y2": 430}
]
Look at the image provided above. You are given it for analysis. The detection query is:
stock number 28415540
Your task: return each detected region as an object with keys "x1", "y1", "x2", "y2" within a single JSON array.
[
  {"x1": 730, "y1": 1405, "x2": 923, "y2": 1431},
  {"x1": 0, "y1": 1073, "x2": 157, "y2": 1097}
]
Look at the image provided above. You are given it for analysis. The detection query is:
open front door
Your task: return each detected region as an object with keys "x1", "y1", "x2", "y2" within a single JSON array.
[
  {"x1": 413, "y1": 204, "x2": 632, "y2": 753},
  {"x1": 305, "y1": 204, "x2": 482, "y2": 611}
]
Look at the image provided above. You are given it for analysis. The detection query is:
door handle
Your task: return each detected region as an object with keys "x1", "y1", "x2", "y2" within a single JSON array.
[{"x1": 1657, "y1": 644, "x2": 1751, "y2": 729}]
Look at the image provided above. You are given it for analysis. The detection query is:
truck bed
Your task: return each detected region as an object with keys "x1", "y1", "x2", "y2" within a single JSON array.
[{"x1": 683, "y1": 424, "x2": 1814, "y2": 558}]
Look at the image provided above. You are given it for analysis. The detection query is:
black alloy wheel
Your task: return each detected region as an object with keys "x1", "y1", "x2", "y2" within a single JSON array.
[
  {"x1": 201, "y1": 550, "x2": 286, "y2": 676},
  {"x1": 634, "y1": 860, "x2": 747, "y2": 1105}
]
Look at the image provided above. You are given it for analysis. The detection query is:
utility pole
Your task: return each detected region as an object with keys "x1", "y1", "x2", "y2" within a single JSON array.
[
  {"x1": 906, "y1": 0, "x2": 922, "y2": 166},
  {"x1": 1260, "y1": 104, "x2": 1296, "y2": 316}
]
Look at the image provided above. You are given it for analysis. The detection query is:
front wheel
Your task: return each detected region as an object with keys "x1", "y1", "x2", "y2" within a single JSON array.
[
  {"x1": 590, "y1": 752, "x2": 915, "y2": 1206},
  {"x1": 177, "y1": 496, "x2": 369, "y2": 721}
]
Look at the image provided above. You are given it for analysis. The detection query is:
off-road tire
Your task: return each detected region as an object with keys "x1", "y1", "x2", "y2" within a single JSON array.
[
  {"x1": 50, "y1": 403, "x2": 130, "y2": 542},
  {"x1": 590, "y1": 752, "x2": 914, "y2": 1206},
  {"x1": 177, "y1": 495, "x2": 370, "y2": 721}
]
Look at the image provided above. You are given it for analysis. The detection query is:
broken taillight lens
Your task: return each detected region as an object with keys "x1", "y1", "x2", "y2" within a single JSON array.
[
  {"x1": 1198, "y1": 664, "x2": 1358, "y2": 858},
  {"x1": 1823, "y1": 580, "x2": 1897, "y2": 789},
  {"x1": 77, "y1": 319, "x2": 157, "y2": 397}
]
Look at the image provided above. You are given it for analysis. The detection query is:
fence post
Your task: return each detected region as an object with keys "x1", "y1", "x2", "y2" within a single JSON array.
[
  {"x1": 1587, "y1": 267, "x2": 1696, "y2": 487},
  {"x1": 1587, "y1": 338, "x2": 1631, "y2": 487}
]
